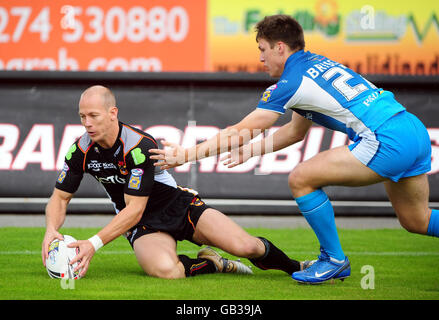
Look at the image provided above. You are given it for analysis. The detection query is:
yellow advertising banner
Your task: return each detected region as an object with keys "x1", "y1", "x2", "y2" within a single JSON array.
[{"x1": 208, "y1": 0, "x2": 439, "y2": 75}]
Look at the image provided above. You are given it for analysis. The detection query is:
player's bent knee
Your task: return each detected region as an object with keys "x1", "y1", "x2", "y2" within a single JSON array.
[
  {"x1": 144, "y1": 261, "x2": 184, "y2": 279},
  {"x1": 400, "y1": 220, "x2": 428, "y2": 235},
  {"x1": 288, "y1": 166, "x2": 308, "y2": 194},
  {"x1": 401, "y1": 223, "x2": 422, "y2": 235},
  {"x1": 229, "y1": 237, "x2": 264, "y2": 258},
  {"x1": 397, "y1": 212, "x2": 430, "y2": 235}
]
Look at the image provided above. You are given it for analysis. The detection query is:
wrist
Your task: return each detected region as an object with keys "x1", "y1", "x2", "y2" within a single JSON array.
[
  {"x1": 185, "y1": 147, "x2": 195, "y2": 163},
  {"x1": 88, "y1": 234, "x2": 104, "y2": 252}
]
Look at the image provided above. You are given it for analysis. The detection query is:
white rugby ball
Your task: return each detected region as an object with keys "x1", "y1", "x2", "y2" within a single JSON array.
[{"x1": 46, "y1": 235, "x2": 81, "y2": 279}]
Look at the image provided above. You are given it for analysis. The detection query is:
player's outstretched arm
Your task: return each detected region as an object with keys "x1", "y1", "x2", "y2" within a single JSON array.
[
  {"x1": 95, "y1": 194, "x2": 148, "y2": 245},
  {"x1": 223, "y1": 112, "x2": 312, "y2": 168},
  {"x1": 68, "y1": 194, "x2": 148, "y2": 278},
  {"x1": 42, "y1": 188, "x2": 73, "y2": 266},
  {"x1": 149, "y1": 109, "x2": 280, "y2": 170}
]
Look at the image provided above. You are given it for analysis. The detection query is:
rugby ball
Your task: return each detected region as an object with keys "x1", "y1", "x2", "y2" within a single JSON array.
[{"x1": 46, "y1": 235, "x2": 81, "y2": 279}]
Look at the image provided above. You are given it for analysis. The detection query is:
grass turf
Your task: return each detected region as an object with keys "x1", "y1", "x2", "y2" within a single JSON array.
[{"x1": 0, "y1": 226, "x2": 438, "y2": 300}]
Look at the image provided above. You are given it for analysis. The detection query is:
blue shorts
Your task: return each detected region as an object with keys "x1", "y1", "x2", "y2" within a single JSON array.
[{"x1": 349, "y1": 110, "x2": 431, "y2": 182}]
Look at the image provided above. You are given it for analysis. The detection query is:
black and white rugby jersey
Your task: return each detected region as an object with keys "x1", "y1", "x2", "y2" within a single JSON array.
[{"x1": 55, "y1": 121, "x2": 183, "y2": 216}]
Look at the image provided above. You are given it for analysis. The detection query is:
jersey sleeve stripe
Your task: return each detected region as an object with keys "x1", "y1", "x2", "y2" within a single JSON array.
[
  {"x1": 256, "y1": 104, "x2": 286, "y2": 114},
  {"x1": 82, "y1": 142, "x2": 94, "y2": 171}
]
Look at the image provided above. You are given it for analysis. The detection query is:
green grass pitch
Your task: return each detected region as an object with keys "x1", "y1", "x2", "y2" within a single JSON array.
[{"x1": 0, "y1": 226, "x2": 438, "y2": 301}]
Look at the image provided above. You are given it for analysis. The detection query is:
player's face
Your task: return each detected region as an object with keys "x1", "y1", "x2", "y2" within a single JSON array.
[
  {"x1": 78, "y1": 95, "x2": 117, "y2": 147},
  {"x1": 258, "y1": 38, "x2": 284, "y2": 77}
]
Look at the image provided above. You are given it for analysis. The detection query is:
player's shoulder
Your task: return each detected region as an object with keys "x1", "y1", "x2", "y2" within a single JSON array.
[
  {"x1": 59, "y1": 132, "x2": 88, "y2": 172},
  {"x1": 120, "y1": 122, "x2": 158, "y2": 155},
  {"x1": 64, "y1": 132, "x2": 90, "y2": 162},
  {"x1": 264, "y1": 50, "x2": 319, "y2": 93},
  {"x1": 76, "y1": 132, "x2": 93, "y2": 154},
  {"x1": 258, "y1": 51, "x2": 326, "y2": 108},
  {"x1": 259, "y1": 70, "x2": 302, "y2": 105},
  {"x1": 299, "y1": 50, "x2": 356, "y2": 79}
]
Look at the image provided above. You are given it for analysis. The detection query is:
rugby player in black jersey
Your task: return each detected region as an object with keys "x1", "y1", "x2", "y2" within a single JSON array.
[{"x1": 41, "y1": 85, "x2": 308, "y2": 279}]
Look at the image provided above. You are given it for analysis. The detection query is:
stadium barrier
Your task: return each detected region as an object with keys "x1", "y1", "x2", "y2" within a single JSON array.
[{"x1": 0, "y1": 71, "x2": 438, "y2": 215}]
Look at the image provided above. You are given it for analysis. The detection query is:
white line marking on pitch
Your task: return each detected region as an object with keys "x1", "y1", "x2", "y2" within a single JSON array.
[{"x1": 2, "y1": 250, "x2": 438, "y2": 256}]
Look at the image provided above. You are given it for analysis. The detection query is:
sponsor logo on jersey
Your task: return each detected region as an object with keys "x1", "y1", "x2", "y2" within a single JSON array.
[
  {"x1": 261, "y1": 84, "x2": 277, "y2": 102},
  {"x1": 362, "y1": 91, "x2": 380, "y2": 107},
  {"x1": 88, "y1": 160, "x2": 117, "y2": 171},
  {"x1": 128, "y1": 168, "x2": 143, "y2": 190},
  {"x1": 96, "y1": 175, "x2": 126, "y2": 184},
  {"x1": 103, "y1": 163, "x2": 117, "y2": 170},
  {"x1": 65, "y1": 144, "x2": 77, "y2": 160},
  {"x1": 88, "y1": 160, "x2": 102, "y2": 171},
  {"x1": 131, "y1": 148, "x2": 146, "y2": 165},
  {"x1": 57, "y1": 163, "x2": 69, "y2": 183}
]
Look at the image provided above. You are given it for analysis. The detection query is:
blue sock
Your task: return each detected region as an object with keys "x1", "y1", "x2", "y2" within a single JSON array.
[
  {"x1": 427, "y1": 209, "x2": 439, "y2": 237},
  {"x1": 295, "y1": 189, "x2": 345, "y2": 261}
]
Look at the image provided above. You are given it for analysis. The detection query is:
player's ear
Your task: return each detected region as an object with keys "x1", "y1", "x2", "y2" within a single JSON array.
[
  {"x1": 109, "y1": 106, "x2": 118, "y2": 120},
  {"x1": 276, "y1": 41, "x2": 284, "y2": 55}
]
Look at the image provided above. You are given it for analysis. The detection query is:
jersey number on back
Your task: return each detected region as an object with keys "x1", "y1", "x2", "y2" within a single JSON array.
[{"x1": 322, "y1": 67, "x2": 368, "y2": 101}]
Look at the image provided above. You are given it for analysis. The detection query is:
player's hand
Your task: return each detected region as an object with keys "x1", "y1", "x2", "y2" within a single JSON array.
[
  {"x1": 68, "y1": 240, "x2": 95, "y2": 278},
  {"x1": 41, "y1": 230, "x2": 64, "y2": 266},
  {"x1": 221, "y1": 144, "x2": 252, "y2": 168},
  {"x1": 149, "y1": 140, "x2": 187, "y2": 170}
]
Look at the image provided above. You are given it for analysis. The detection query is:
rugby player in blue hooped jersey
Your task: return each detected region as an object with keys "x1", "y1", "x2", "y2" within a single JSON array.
[{"x1": 150, "y1": 15, "x2": 439, "y2": 284}]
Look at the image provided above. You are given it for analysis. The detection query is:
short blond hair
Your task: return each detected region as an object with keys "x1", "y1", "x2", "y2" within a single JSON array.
[{"x1": 80, "y1": 85, "x2": 116, "y2": 110}]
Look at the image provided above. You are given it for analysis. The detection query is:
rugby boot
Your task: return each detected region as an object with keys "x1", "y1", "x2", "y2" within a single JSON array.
[
  {"x1": 300, "y1": 259, "x2": 317, "y2": 271},
  {"x1": 292, "y1": 247, "x2": 350, "y2": 284},
  {"x1": 197, "y1": 246, "x2": 253, "y2": 275}
]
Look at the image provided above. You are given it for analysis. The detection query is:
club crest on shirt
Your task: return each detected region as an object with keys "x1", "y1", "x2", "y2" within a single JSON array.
[
  {"x1": 118, "y1": 161, "x2": 128, "y2": 175},
  {"x1": 261, "y1": 84, "x2": 277, "y2": 102},
  {"x1": 128, "y1": 168, "x2": 143, "y2": 190}
]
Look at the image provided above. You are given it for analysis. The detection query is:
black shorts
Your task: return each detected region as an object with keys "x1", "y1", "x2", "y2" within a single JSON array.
[{"x1": 125, "y1": 190, "x2": 210, "y2": 248}]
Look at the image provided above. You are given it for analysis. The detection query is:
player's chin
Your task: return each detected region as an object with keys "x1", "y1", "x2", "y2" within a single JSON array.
[{"x1": 88, "y1": 133, "x2": 101, "y2": 143}]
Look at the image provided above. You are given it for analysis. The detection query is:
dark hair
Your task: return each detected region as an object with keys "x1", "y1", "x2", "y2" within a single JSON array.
[{"x1": 255, "y1": 15, "x2": 305, "y2": 51}]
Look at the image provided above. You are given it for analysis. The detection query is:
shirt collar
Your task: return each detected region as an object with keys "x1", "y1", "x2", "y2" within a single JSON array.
[{"x1": 284, "y1": 49, "x2": 306, "y2": 71}]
